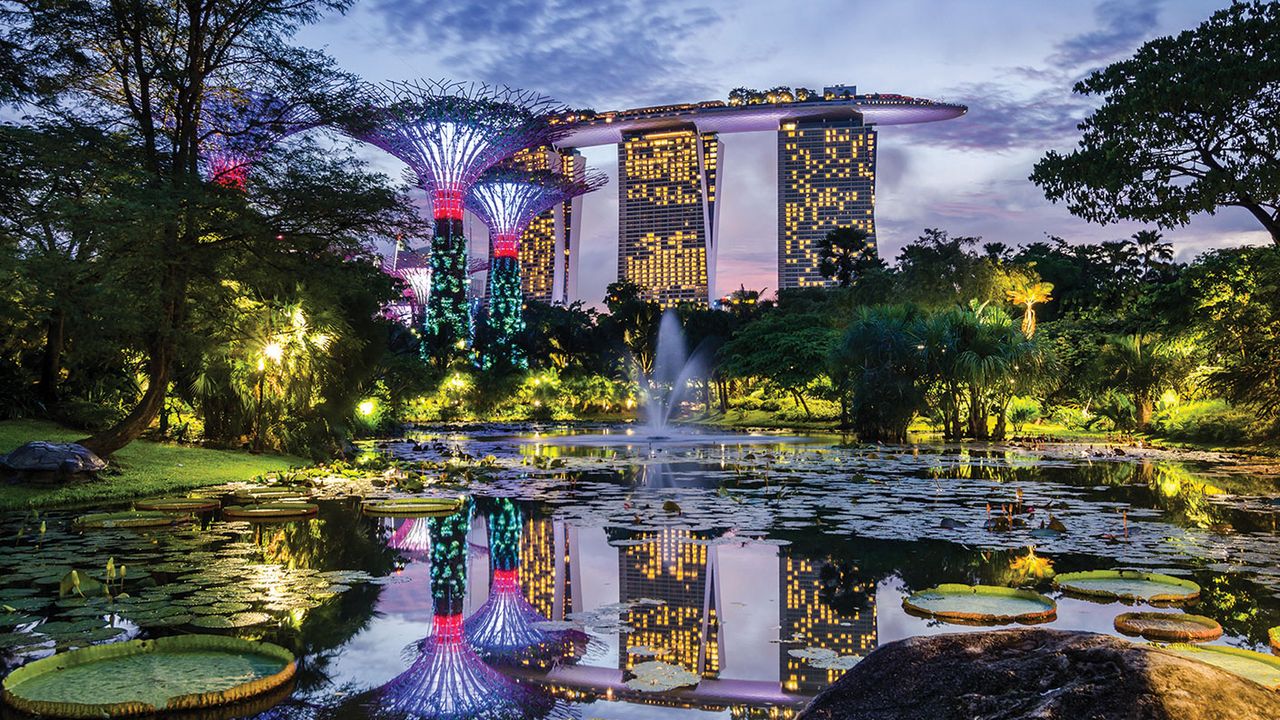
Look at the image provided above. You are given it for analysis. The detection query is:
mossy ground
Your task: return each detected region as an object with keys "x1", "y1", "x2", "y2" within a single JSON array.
[{"x1": 0, "y1": 419, "x2": 304, "y2": 511}]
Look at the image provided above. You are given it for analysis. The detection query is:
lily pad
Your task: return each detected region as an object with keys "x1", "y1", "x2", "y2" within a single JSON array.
[
  {"x1": 74, "y1": 512, "x2": 174, "y2": 530},
  {"x1": 1054, "y1": 570, "x2": 1200, "y2": 603},
  {"x1": 902, "y1": 584, "x2": 1057, "y2": 625},
  {"x1": 1114, "y1": 612, "x2": 1222, "y2": 642},
  {"x1": 0, "y1": 634, "x2": 295, "y2": 717},
  {"x1": 623, "y1": 660, "x2": 700, "y2": 692},
  {"x1": 221, "y1": 504, "x2": 318, "y2": 521},
  {"x1": 134, "y1": 498, "x2": 220, "y2": 513},
  {"x1": 1163, "y1": 643, "x2": 1280, "y2": 689},
  {"x1": 189, "y1": 612, "x2": 271, "y2": 629},
  {"x1": 360, "y1": 497, "x2": 462, "y2": 517}
]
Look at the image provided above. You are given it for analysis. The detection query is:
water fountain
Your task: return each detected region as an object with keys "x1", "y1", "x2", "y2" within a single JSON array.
[{"x1": 538, "y1": 310, "x2": 795, "y2": 448}]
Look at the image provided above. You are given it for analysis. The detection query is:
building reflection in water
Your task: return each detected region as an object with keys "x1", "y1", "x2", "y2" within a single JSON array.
[{"x1": 371, "y1": 497, "x2": 878, "y2": 717}]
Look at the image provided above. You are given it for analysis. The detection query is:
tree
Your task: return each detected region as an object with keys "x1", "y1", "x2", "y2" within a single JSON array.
[
  {"x1": 721, "y1": 311, "x2": 835, "y2": 417},
  {"x1": 1130, "y1": 229, "x2": 1174, "y2": 280},
  {"x1": 1098, "y1": 333, "x2": 1190, "y2": 429},
  {"x1": 817, "y1": 226, "x2": 875, "y2": 288},
  {"x1": 831, "y1": 305, "x2": 927, "y2": 441},
  {"x1": 1031, "y1": 2, "x2": 1280, "y2": 244},
  {"x1": 1005, "y1": 276, "x2": 1054, "y2": 337},
  {"x1": 9, "y1": 0, "x2": 365, "y2": 454}
]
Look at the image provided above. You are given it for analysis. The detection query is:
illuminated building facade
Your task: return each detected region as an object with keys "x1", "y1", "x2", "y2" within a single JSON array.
[
  {"x1": 616, "y1": 528, "x2": 722, "y2": 677},
  {"x1": 778, "y1": 112, "x2": 877, "y2": 289},
  {"x1": 779, "y1": 553, "x2": 877, "y2": 694},
  {"x1": 616, "y1": 129, "x2": 722, "y2": 307},
  {"x1": 507, "y1": 147, "x2": 587, "y2": 304}
]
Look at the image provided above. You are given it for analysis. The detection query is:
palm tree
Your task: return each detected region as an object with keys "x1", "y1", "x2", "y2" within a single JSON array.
[
  {"x1": 1005, "y1": 278, "x2": 1054, "y2": 337},
  {"x1": 1129, "y1": 229, "x2": 1174, "y2": 279},
  {"x1": 817, "y1": 226, "x2": 875, "y2": 287},
  {"x1": 1099, "y1": 333, "x2": 1188, "y2": 429}
]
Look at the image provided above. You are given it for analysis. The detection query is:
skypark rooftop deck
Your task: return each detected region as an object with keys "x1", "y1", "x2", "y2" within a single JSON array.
[{"x1": 552, "y1": 94, "x2": 967, "y2": 147}]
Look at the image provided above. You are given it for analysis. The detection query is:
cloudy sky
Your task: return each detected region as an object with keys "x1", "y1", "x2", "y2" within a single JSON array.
[{"x1": 297, "y1": 0, "x2": 1265, "y2": 305}]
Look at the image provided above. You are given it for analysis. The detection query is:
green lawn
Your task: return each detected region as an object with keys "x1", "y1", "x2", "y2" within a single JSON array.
[{"x1": 0, "y1": 419, "x2": 305, "y2": 511}]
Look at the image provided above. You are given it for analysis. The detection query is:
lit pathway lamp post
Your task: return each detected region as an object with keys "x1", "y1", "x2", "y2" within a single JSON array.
[
  {"x1": 466, "y1": 166, "x2": 606, "y2": 368},
  {"x1": 349, "y1": 80, "x2": 570, "y2": 359}
]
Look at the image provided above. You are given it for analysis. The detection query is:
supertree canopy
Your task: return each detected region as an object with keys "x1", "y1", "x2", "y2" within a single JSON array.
[
  {"x1": 467, "y1": 167, "x2": 607, "y2": 368},
  {"x1": 353, "y1": 80, "x2": 569, "y2": 356},
  {"x1": 199, "y1": 87, "x2": 320, "y2": 189},
  {"x1": 375, "y1": 499, "x2": 558, "y2": 720}
]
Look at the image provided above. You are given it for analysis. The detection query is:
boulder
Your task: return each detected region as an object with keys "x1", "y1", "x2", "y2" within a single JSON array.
[
  {"x1": 798, "y1": 628, "x2": 1280, "y2": 720},
  {"x1": 0, "y1": 441, "x2": 107, "y2": 483}
]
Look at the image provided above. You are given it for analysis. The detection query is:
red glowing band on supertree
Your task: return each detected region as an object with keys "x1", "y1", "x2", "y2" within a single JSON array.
[
  {"x1": 351, "y1": 80, "x2": 570, "y2": 221},
  {"x1": 199, "y1": 87, "x2": 321, "y2": 189},
  {"x1": 466, "y1": 167, "x2": 607, "y2": 258}
]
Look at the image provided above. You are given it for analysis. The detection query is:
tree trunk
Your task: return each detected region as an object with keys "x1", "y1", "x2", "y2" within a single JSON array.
[
  {"x1": 79, "y1": 265, "x2": 185, "y2": 456},
  {"x1": 1137, "y1": 398, "x2": 1153, "y2": 430},
  {"x1": 792, "y1": 390, "x2": 811, "y2": 418},
  {"x1": 79, "y1": 337, "x2": 172, "y2": 455},
  {"x1": 38, "y1": 309, "x2": 65, "y2": 407}
]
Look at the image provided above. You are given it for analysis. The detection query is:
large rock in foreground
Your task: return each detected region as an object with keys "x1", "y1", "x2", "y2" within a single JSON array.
[
  {"x1": 0, "y1": 441, "x2": 107, "y2": 483},
  {"x1": 799, "y1": 629, "x2": 1280, "y2": 720}
]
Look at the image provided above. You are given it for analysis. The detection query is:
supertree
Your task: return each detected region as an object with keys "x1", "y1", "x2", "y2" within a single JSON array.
[
  {"x1": 375, "y1": 499, "x2": 557, "y2": 720},
  {"x1": 467, "y1": 167, "x2": 607, "y2": 368},
  {"x1": 352, "y1": 80, "x2": 568, "y2": 356},
  {"x1": 384, "y1": 517, "x2": 432, "y2": 562},
  {"x1": 199, "y1": 87, "x2": 321, "y2": 189},
  {"x1": 464, "y1": 498, "x2": 588, "y2": 665}
]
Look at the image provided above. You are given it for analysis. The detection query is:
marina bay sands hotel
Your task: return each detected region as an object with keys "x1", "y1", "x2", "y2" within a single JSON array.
[{"x1": 509, "y1": 85, "x2": 966, "y2": 307}]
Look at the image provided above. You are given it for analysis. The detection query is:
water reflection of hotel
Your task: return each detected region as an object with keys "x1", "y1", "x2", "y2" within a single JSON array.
[{"x1": 512, "y1": 516, "x2": 876, "y2": 703}]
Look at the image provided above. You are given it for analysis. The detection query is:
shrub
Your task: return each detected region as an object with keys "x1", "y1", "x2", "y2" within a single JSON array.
[
  {"x1": 1007, "y1": 397, "x2": 1042, "y2": 434},
  {"x1": 1151, "y1": 399, "x2": 1255, "y2": 444}
]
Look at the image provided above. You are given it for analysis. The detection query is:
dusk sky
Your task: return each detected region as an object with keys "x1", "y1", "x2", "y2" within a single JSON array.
[{"x1": 298, "y1": 0, "x2": 1265, "y2": 305}]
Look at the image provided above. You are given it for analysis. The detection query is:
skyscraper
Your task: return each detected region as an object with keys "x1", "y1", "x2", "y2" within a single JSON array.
[
  {"x1": 617, "y1": 128, "x2": 722, "y2": 307},
  {"x1": 777, "y1": 112, "x2": 877, "y2": 290},
  {"x1": 505, "y1": 147, "x2": 587, "y2": 304}
]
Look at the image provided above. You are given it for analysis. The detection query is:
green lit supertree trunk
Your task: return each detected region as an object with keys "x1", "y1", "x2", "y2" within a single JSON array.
[
  {"x1": 424, "y1": 215, "x2": 471, "y2": 354},
  {"x1": 485, "y1": 246, "x2": 526, "y2": 369}
]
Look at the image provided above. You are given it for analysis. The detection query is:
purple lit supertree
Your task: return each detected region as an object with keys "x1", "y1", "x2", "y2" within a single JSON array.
[
  {"x1": 464, "y1": 498, "x2": 588, "y2": 665},
  {"x1": 351, "y1": 80, "x2": 569, "y2": 356},
  {"x1": 383, "y1": 237, "x2": 435, "y2": 326},
  {"x1": 199, "y1": 87, "x2": 320, "y2": 189},
  {"x1": 375, "y1": 499, "x2": 556, "y2": 720},
  {"x1": 467, "y1": 167, "x2": 607, "y2": 368},
  {"x1": 385, "y1": 517, "x2": 432, "y2": 562}
]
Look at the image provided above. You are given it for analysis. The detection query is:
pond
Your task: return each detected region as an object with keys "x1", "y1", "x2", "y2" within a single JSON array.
[{"x1": 2, "y1": 426, "x2": 1279, "y2": 719}]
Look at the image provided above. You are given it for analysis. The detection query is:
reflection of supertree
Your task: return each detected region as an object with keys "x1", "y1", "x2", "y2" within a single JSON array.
[
  {"x1": 377, "y1": 500, "x2": 555, "y2": 720},
  {"x1": 386, "y1": 517, "x2": 432, "y2": 562},
  {"x1": 352, "y1": 80, "x2": 568, "y2": 354},
  {"x1": 467, "y1": 167, "x2": 606, "y2": 367},
  {"x1": 200, "y1": 87, "x2": 320, "y2": 188}
]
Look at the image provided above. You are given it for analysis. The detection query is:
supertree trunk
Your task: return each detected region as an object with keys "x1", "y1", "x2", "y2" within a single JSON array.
[
  {"x1": 484, "y1": 254, "x2": 526, "y2": 368},
  {"x1": 424, "y1": 216, "x2": 471, "y2": 357}
]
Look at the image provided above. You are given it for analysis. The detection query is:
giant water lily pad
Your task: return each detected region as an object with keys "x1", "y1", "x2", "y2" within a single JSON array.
[
  {"x1": 360, "y1": 497, "x2": 462, "y2": 517},
  {"x1": 74, "y1": 512, "x2": 174, "y2": 530},
  {"x1": 1114, "y1": 612, "x2": 1222, "y2": 642},
  {"x1": 221, "y1": 504, "x2": 317, "y2": 521},
  {"x1": 902, "y1": 584, "x2": 1057, "y2": 625},
  {"x1": 134, "y1": 498, "x2": 219, "y2": 513},
  {"x1": 1054, "y1": 570, "x2": 1199, "y2": 603},
  {"x1": 1163, "y1": 643, "x2": 1280, "y2": 689},
  {"x1": 0, "y1": 635, "x2": 295, "y2": 717}
]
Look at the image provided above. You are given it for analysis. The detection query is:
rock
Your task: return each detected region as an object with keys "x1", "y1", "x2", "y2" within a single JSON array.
[
  {"x1": 798, "y1": 629, "x2": 1280, "y2": 720},
  {"x1": 0, "y1": 441, "x2": 107, "y2": 483}
]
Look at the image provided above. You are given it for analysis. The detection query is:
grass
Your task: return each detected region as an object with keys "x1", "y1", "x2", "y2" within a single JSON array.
[{"x1": 0, "y1": 419, "x2": 306, "y2": 511}]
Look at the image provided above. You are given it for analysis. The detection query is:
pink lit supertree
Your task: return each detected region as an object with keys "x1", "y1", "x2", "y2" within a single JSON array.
[
  {"x1": 382, "y1": 237, "x2": 434, "y2": 326},
  {"x1": 467, "y1": 167, "x2": 606, "y2": 368},
  {"x1": 199, "y1": 87, "x2": 321, "y2": 189},
  {"x1": 349, "y1": 80, "x2": 569, "y2": 356}
]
